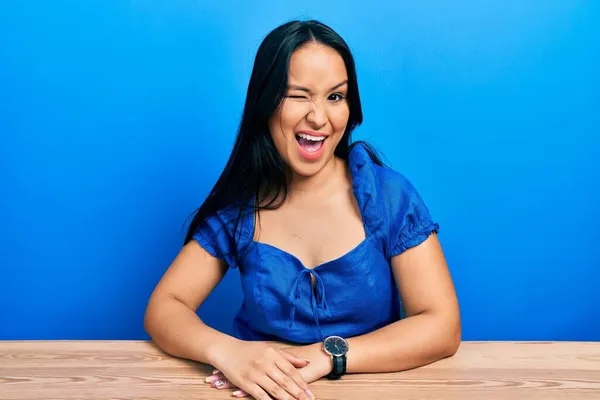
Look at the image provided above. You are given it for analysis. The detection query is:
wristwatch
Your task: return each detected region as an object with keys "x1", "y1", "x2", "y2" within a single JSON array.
[{"x1": 322, "y1": 335, "x2": 349, "y2": 379}]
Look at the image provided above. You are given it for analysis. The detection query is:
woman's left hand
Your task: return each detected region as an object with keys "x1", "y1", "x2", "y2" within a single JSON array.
[{"x1": 206, "y1": 343, "x2": 332, "y2": 398}]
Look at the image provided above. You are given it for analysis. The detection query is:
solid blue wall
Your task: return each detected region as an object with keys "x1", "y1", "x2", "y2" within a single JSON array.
[{"x1": 1, "y1": 1, "x2": 598, "y2": 341}]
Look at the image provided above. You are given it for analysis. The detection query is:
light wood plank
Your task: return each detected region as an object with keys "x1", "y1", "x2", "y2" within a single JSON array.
[{"x1": 0, "y1": 341, "x2": 599, "y2": 399}]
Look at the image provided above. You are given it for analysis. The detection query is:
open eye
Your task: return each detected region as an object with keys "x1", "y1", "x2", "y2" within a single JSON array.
[{"x1": 328, "y1": 92, "x2": 346, "y2": 102}]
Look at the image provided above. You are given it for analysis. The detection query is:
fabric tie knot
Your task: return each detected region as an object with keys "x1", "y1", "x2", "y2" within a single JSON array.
[{"x1": 288, "y1": 269, "x2": 331, "y2": 339}]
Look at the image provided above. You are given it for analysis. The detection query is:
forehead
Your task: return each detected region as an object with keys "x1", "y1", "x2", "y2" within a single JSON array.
[{"x1": 288, "y1": 43, "x2": 347, "y2": 88}]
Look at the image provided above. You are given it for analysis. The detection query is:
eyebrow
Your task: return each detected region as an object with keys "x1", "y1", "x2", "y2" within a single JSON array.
[{"x1": 287, "y1": 80, "x2": 348, "y2": 93}]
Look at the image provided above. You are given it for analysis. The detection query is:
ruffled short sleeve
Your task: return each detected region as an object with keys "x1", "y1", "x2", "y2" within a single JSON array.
[
  {"x1": 347, "y1": 142, "x2": 439, "y2": 260},
  {"x1": 385, "y1": 171, "x2": 440, "y2": 258},
  {"x1": 192, "y1": 210, "x2": 246, "y2": 269}
]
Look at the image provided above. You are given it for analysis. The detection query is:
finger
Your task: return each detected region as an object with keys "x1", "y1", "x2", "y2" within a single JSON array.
[
  {"x1": 212, "y1": 378, "x2": 235, "y2": 389},
  {"x1": 274, "y1": 359, "x2": 313, "y2": 400},
  {"x1": 255, "y1": 373, "x2": 296, "y2": 400},
  {"x1": 268, "y1": 364, "x2": 312, "y2": 400},
  {"x1": 279, "y1": 350, "x2": 310, "y2": 368},
  {"x1": 205, "y1": 372, "x2": 225, "y2": 384},
  {"x1": 245, "y1": 383, "x2": 274, "y2": 400},
  {"x1": 232, "y1": 389, "x2": 249, "y2": 398}
]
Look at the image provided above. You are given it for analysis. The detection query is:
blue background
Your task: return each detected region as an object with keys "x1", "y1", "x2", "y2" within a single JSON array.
[{"x1": 1, "y1": 1, "x2": 599, "y2": 341}]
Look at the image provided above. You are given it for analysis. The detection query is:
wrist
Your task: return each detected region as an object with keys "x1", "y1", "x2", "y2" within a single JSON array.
[
  {"x1": 311, "y1": 342, "x2": 334, "y2": 377},
  {"x1": 206, "y1": 336, "x2": 242, "y2": 369},
  {"x1": 321, "y1": 336, "x2": 350, "y2": 379}
]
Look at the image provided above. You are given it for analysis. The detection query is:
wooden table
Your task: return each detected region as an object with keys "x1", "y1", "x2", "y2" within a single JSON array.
[{"x1": 1, "y1": 341, "x2": 599, "y2": 399}]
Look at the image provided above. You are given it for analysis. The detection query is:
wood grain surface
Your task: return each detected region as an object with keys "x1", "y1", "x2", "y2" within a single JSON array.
[{"x1": 1, "y1": 341, "x2": 599, "y2": 399}]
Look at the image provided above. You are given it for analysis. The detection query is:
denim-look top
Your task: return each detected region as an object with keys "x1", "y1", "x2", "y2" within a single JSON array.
[{"x1": 193, "y1": 143, "x2": 439, "y2": 344}]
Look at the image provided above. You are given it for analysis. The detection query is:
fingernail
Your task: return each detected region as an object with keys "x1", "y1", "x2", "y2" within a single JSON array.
[
  {"x1": 213, "y1": 380, "x2": 224, "y2": 388},
  {"x1": 232, "y1": 390, "x2": 244, "y2": 397},
  {"x1": 306, "y1": 388, "x2": 315, "y2": 399},
  {"x1": 205, "y1": 375, "x2": 218, "y2": 383},
  {"x1": 213, "y1": 369, "x2": 220, "y2": 374}
]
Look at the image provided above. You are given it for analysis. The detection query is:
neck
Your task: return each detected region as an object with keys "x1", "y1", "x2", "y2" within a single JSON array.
[{"x1": 287, "y1": 156, "x2": 347, "y2": 198}]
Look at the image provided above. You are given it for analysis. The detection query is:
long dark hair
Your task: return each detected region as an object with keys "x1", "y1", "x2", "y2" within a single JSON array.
[{"x1": 183, "y1": 19, "x2": 383, "y2": 262}]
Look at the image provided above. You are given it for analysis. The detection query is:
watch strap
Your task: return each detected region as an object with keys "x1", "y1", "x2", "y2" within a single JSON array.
[{"x1": 326, "y1": 354, "x2": 346, "y2": 379}]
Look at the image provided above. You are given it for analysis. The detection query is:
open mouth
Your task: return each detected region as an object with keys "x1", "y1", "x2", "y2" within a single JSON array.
[{"x1": 295, "y1": 133, "x2": 327, "y2": 153}]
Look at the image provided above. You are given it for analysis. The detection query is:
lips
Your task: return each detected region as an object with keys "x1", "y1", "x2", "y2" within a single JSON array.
[
  {"x1": 295, "y1": 131, "x2": 328, "y2": 161},
  {"x1": 295, "y1": 130, "x2": 329, "y2": 139}
]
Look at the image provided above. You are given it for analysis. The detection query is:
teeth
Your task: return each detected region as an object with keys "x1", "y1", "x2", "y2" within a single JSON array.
[{"x1": 297, "y1": 133, "x2": 326, "y2": 141}]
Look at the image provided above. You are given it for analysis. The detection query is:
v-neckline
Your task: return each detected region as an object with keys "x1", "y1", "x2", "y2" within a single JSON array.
[
  {"x1": 244, "y1": 144, "x2": 378, "y2": 272},
  {"x1": 248, "y1": 159, "x2": 371, "y2": 271},
  {"x1": 252, "y1": 237, "x2": 370, "y2": 271}
]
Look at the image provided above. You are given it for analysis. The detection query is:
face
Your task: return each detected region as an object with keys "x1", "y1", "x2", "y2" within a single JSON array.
[{"x1": 268, "y1": 42, "x2": 350, "y2": 177}]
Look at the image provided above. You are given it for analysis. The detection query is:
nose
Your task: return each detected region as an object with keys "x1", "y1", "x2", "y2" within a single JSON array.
[{"x1": 305, "y1": 99, "x2": 327, "y2": 129}]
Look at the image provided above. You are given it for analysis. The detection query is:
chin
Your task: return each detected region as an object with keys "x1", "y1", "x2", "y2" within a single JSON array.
[
  {"x1": 289, "y1": 162, "x2": 325, "y2": 178},
  {"x1": 287, "y1": 149, "x2": 335, "y2": 178}
]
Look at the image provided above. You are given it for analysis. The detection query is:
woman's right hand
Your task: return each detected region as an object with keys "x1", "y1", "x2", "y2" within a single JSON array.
[{"x1": 210, "y1": 340, "x2": 315, "y2": 400}]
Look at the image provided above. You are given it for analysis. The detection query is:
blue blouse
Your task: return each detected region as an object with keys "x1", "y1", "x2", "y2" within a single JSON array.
[{"x1": 193, "y1": 143, "x2": 439, "y2": 344}]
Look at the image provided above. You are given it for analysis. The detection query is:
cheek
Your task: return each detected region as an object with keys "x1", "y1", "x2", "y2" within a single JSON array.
[
  {"x1": 271, "y1": 103, "x2": 306, "y2": 140},
  {"x1": 280, "y1": 103, "x2": 310, "y2": 130},
  {"x1": 330, "y1": 106, "x2": 350, "y2": 133}
]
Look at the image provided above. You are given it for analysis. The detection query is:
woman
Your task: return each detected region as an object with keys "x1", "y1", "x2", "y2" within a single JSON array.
[{"x1": 144, "y1": 19, "x2": 460, "y2": 400}]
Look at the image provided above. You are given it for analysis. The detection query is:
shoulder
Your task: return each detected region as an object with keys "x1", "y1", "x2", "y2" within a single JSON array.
[
  {"x1": 193, "y1": 205, "x2": 239, "y2": 241},
  {"x1": 191, "y1": 203, "x2": 252, "y2": 269},
  {"x1": 348, "y1": 142, "x2": 439, "y2": 258},
  {"x1": 349, "y1": 141, "x2": 428, "y2": 216},
  {"x1": 373, "y1": 162, "x2": 420, "y2": 201},
  {"x1": 371, "y1": 162, "x2": 433, "y2": 224},
  {"x1": 377, "y1": 165, "x2": 439, "y2": 257}
]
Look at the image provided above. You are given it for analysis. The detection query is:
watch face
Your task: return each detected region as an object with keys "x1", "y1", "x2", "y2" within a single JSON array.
[{"x1": 324, "y1": 336, "x2": 349, "y2": 356}]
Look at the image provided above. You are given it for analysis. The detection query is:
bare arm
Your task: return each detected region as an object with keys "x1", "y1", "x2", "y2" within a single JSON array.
[
  {"x1": 345, "y1": 233, "x2": 460, "y2": 372},
  {"x1": 283, "y1": 233, "x2": 461, "y2": 375},
  {"x1": 145, "y1": 240, "x2": 314, "y2": 400},
  {"x1": 144, "y1": 240, "x2": 238, "y2": 366}
]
